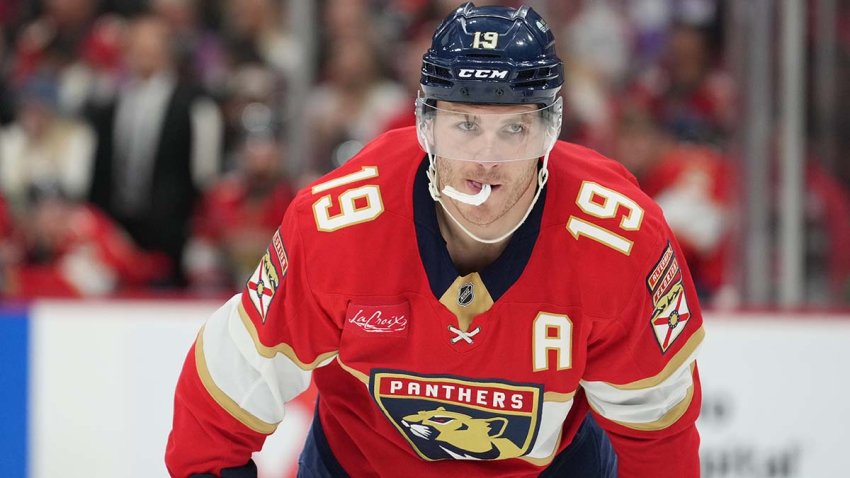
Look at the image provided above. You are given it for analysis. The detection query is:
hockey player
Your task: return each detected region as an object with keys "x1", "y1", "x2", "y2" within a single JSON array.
[{"x1": 167, "y1": 4, "x2": 703, "y2": 477}]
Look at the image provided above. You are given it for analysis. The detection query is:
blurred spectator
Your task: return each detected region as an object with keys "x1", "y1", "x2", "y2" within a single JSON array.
[
  {"x1": 221, "y1": 0, "x2": 302, "y2": 76},
  {"x1": 0, "y1": 73, "x2": 96, "y2": 208},
  {"x1": 615, "y1": 102, "x2": 735, "y2": 303},
  {"x1": 555, "y1": 0, "x2": 630, "y2": 152},
  {"x1": 219, "y1": 63, "x2": 284, "y2": 169},
  {"x1": 0, "y1": 33, "x2": 16, "y2": 126},
  {"x1": 151, "y1": 0, "x2": 229, "y2": 93},
  {"x1": 0, "y1": 194, "x2": 12, "y2": 244},
  {"x1": 0, "y1": 193, "x2": 15, "y2": 295},
  {"x1": 629, "y1": 21, "x2": 734, "y2": 145},
  {"x1": 305, "y1": 35, "x2": 406, "y2": 175},
  {"x1": 9, "y1": 0, "x2": 104, "y2": 114},
  {"x1": 322, "y1": 0, "x2": 372, "y2": 42},
  {"x1": 185, "y1": 104, "x2": 294, "y2": 293},
  {"x1": 380, "y1": 20, "x2": 435, "y2": 133},
  {"x1": 802, "y1": 161, "x2": 850, "y2": 304},
  {"x1": 61, "y1": 14, "x2": 126, "y2": 113},
  {"x1": 86, "y1": 14, "x2": 223, "y2": 286},
  {"x1": 7, "y1": 183, "x2": 169, "y2": 298}
]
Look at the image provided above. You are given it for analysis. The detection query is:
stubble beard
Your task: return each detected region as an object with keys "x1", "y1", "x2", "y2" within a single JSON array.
[{"x1": 436, "y1": 159, "x2": 537, "y2": 228}]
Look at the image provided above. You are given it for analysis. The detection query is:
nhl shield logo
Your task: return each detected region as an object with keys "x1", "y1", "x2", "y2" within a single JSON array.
[
  {"x1": 457, "y1": 283, "x2": 474, "y2": 307},
  {"x1": 370, "y1": 371, "x2": 543, "y2": 461}
]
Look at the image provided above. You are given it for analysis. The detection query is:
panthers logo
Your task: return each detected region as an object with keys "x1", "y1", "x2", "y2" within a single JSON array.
[
  {"x1": 370, "y1": 371, "x2": 542, "y2": 462},
  {"x1": 402, "y1": 407, "x2": 522, "y2": 460},
  {"x1": 651, "y1": 282, "x2": 684, "y2": 322}
]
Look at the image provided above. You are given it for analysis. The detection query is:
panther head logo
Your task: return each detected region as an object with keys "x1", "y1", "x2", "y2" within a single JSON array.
[
  {"x1": 651, "y1": 282, "x2": 684, "y2": 321},
  {"x1": 401, "y1": 407, "x2": 522, "y2": 460}
]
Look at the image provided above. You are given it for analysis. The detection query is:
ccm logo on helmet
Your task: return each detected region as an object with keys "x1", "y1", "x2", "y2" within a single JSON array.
[{"x1": 458, "y1": 69, "x2": 509, "y2": 79}]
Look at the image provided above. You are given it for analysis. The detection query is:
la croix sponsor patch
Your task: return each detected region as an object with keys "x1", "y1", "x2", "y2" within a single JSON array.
[
  {"x1": 345, "y1": 302, "x2": 410, "y2": 336},
  {"x1": 246, "y1": 228, "x2": 288, "y2": 324},
  {"x1": 370, "y1": 371, "x2": 543, "y2": 461},
  {"x1": 646, "y1": 242, "x2": 692, "y2": 353}
]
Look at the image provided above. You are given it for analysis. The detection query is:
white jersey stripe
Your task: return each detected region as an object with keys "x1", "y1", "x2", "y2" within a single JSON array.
[
  {"x1": 198, "y1": 294, "x2": 323, "y2": 432},
  {"x1": 195, "y1": 327, "x2": 278, "y2": 434},
  {"x1": 523, "y1": 399, "x2": 574, "y2": 461},
  {"x1": 236, "y1": 303, "x2": 338, "y2": 367},
  {"x1": 581, "y1": 352, "x2": 698, "y2": 431}
]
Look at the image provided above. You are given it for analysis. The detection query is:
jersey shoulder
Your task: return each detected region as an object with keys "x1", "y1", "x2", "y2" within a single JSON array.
[
  {"x1": 281, "y1": 127, "x2": 425, "y2": 295},
  {"x1": 543, "y1": 142, "x2": 673, "y2": 300},
  {"x1": 288, "y1": 126, "x2": 421, "y2": 224}
]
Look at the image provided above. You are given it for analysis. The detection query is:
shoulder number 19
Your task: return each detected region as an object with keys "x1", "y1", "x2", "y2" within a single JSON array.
[
  {"x1": 566, "y1": 181, "x2": 644, "y2": 255},
  {"x1": 312, "y1": 166, "x2": 383, "y2": 232}
]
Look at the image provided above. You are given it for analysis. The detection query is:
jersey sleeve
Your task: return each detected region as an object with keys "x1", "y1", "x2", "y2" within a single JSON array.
[
  {"x1": 166, "y1": 203, "x2": 341, "y2": 477},
  {"x1": 580, "y1": 224, "x2": 704, "y2": 478}
]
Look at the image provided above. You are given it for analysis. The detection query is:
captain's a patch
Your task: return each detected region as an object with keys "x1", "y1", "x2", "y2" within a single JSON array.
[
  {"x1": 646, "y1": 242, "x2": 692, "y2": 353},
  {"x1": 246, "y1": 228, "x2": 288, "y2": 324}
]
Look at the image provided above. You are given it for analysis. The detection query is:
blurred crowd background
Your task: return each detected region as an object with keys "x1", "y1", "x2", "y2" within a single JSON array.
[{"x1": 0, "y1": 0, "x2": 849, "y2": 307}]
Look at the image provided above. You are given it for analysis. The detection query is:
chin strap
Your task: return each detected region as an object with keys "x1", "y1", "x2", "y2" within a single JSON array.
[{"x1": 425, "y1": 148, "x2": 550, "y2": 245}]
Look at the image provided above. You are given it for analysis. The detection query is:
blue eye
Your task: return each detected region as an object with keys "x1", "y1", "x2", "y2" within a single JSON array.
[
  {"x1": 457, "y1": 120, "x2": 477, "y2": 132},
  {"x1": 504, "y1": 123, "x2": 525, "y2": 134}
]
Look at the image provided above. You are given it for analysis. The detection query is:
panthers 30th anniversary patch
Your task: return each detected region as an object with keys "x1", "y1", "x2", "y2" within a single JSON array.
[
  {"x1": 370, "y1": 370, "x2": 543, "y2": 461},
  {"x1": 246, "y1": 228, "x2": 288, "y2": 324},
  {"x1": 646, "y1": 242, "x2": 691, "y2": 352}
]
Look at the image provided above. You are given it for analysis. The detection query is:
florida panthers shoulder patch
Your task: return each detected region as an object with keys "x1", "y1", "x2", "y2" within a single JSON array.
[
  {"x1": 246, "y1": 228, "x2": 288, "y2": 324},
  {"x1": 646, "y1": 242, "x2": 691, "y2": 353}
]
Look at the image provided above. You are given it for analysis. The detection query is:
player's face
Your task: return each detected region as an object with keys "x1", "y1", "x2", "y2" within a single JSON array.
[
  {"x1": 434, "y1": 102, "x2": 539, "y2": 227},
  {"x1": 427, "y1": 101, "x2": 550, "y2": 163}
]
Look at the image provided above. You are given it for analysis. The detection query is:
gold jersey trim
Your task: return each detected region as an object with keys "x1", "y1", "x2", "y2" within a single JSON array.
[
  {"x1": 543, "y1": 391, "x2": 576, "y2": 402},
  {"x1": 238, "y1": 302, "x2": 338, "y2": 370},
  {"x1": 606, "y1": 326, "x2": 704, "y2": 391},
  {"x1": 592, "y1": 363, "x2": 697, "y2": 432},
  {"x1": 336, "y1": 356, "x2": 369, "y2": 384},
  {"x1": 194, "y1": 327, "x2": 279, "y2": 435}
]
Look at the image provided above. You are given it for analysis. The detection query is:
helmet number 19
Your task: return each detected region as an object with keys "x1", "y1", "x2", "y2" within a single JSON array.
[
  {"x1": 566, "y1": 181, "x2": 644, "y2": 255},
  {"x1": 472, "y1": 31, "x2": 499, "y2": 49}
]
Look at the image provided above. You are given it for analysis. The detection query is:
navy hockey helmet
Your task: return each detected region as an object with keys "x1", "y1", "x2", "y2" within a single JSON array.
[{"x1": 420, "y1": 2, "x2": 564, "y2": 106}]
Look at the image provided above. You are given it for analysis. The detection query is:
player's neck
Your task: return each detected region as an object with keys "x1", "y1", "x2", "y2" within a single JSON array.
[
  {"x1": 435, "y1": 179, "x2": 536, "y2": 275},
  {"x1": 436, "y1": 211, "x2": 509, "y2": 275}
]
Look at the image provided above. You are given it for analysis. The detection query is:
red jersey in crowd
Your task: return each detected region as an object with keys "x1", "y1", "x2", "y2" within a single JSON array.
[
  {"x1": 190, "y1": 174, "x2": 294, "y2": 288},
  {"x1": 640, "y1": 145, "x2": 734, "y2": 297},
  {"x1": 12, "y1": 204, "x2": 169, "y2": 297}
]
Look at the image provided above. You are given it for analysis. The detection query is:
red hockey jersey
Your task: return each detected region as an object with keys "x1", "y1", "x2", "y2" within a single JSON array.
[{"x1": 167, "y1": 127, "x2": 704, "y2": 477}]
